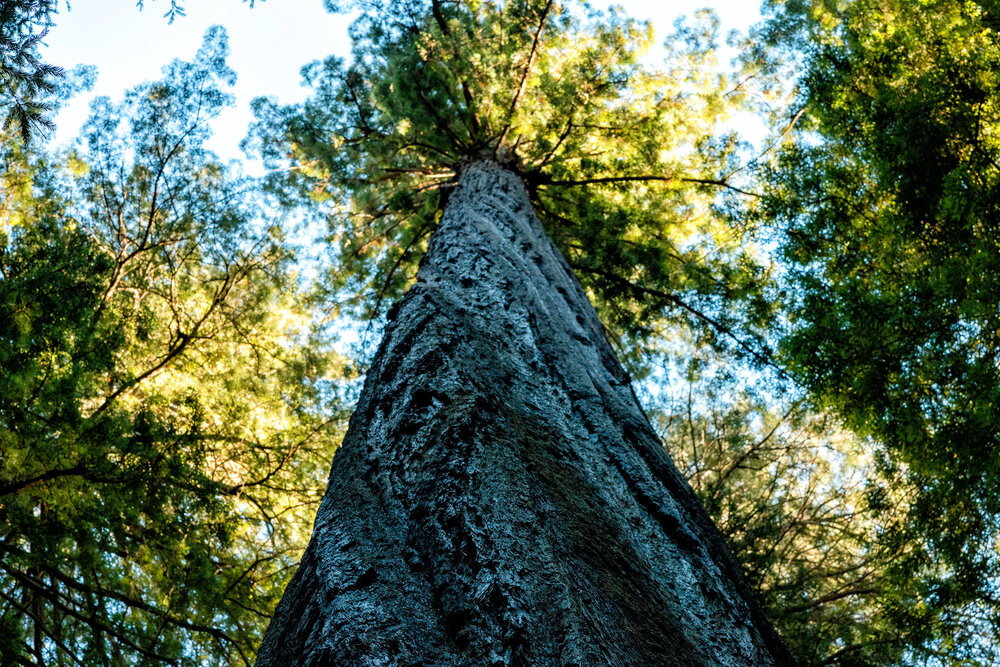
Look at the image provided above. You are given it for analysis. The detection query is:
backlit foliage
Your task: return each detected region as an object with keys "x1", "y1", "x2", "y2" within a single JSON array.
[
  {"x1": 247, "y1": 0, "x2": 775, "y2": 372},
  {"x1": 0, "y1": 0, "x2": 62, "y2": 140},
  {"x1": 0, "y1": 30, "x2": 347, "y2": 665},
  {"x1": 755, "y1": 0, "x2": 1000, "y2": 661},
  {"x1": 653, "y1": 350, "x2": 997, "y2": 664}
]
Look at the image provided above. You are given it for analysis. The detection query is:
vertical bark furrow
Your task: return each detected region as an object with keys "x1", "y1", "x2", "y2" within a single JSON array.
[{"x1": 256, "y1": 161, "x2": 793, "y2": 666}]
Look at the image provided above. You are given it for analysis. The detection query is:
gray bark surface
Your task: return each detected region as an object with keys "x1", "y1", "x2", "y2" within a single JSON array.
[{"x1": 256, "y1": 161, "x2": 793, "y2": 666}]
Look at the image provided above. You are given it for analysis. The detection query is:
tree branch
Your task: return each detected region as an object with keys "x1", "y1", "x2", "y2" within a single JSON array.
[
  {"x1": 534, "y1": 173, "x2": 760, "y2": 198},
  {"x1": 496, "y1": 0, "x2": 554, "y2": 151},
  {"x1": 569, "y1": 262, "x2": 785, "y2": 377}
]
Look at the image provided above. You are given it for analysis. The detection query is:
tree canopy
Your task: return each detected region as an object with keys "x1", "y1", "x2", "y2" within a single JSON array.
[
  {"x1": 0, "y1": 29, "x2": 347, "y2": 665},
  {"x1": 754, "y1": 0, "x2": 1000, "y2": 659},
  {"x1": 247, "y1": 0, "x2": 775, "y2": 372}
]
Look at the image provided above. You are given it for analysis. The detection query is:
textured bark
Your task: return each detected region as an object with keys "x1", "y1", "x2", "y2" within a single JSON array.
[{"x1": 256, "y1": 162, "x2": 794, "y2": 666}]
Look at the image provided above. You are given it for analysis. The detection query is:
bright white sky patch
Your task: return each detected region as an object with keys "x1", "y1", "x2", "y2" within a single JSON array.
[
  {"x1": 42, "y1": 0, "x2": 764, "y2": 161},
  {"x1": 43, "y1": 0, "x2": 352, "y2": 157}
]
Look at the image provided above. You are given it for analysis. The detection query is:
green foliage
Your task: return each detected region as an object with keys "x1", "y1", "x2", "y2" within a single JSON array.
[
  {"x1": 247, "y1": 0, "x2": 774, "y2": 373},
  {"x1": 0, "y1": 0, "x2": 258, "y2": 142},
  {"x1": 0, "y1": 0, "x2": 62, "y2": 141},
  {"x1": 653, "y1": 351, "x2": 998, "y2": 665},
  {"x1": 756, "y1": 0, "x2": 1000, "y2": 661},
  {"x1": 0, "y1": 29, "x2": 347, "y2": 665}
]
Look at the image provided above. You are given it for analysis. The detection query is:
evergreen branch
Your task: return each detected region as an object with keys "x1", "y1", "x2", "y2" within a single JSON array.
[
  {"x1": 223, "y1": 418, "x2": 337, "y2": 496},
  {"x1": 0, "y1": 564, "x2": 179, "y2": 664},
  {"x1": 415, "y1": 84, "x2": 468, "y2": 150},
  {"x1": 370, "y1": 216, "x2": 435, "y2": 317},
  {"x1": 727, "y1": 104, "x2": 807, "y2": 182},
  {"x1": 382, "y1": 167, "x2": 456, "y2": 178},
  {"x1": 569, "y1": 262, "x2": 785, "y2": 378},
  {"x1": 92, "y1": 268, "x2": 239, "y2": 415},
  {"x1": 535, "y1": 173, "x2": 761, "y2": 198},
  {"x1": 818, "y1": 637, "x2": 913, "y2": 667},
  {"x1": 715, "y1": 399, "x2": 807, "y2": 487},
  {"x1": 2, "y1": 559, "x2": 252, "y2": 665},
  {"x1": 534, "y1": 113, "x2": 576, "y2": 171},
  {"x1": 0, "y1": 588, "x2": 87, "y2": 667},
  {"x1": 496, "y1": 0, "x2": 554, "y2": 151},
  {"x1": 429, "y1": 0, "x2": 482, "y2": 139},
  {"x1": 0, "y1": 465, "x2": 87, "y2": 496},
  {"x1": 392, "y1": 139, "x2": 458, "y2": 161},
  {"x1": 783, "y1": 585, "x2": 879, "y2": 615}
]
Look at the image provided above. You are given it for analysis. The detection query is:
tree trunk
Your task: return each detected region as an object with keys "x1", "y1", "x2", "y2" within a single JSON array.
[{"x1": 255, "y1": 161, "x2": 793, "y2": 666}]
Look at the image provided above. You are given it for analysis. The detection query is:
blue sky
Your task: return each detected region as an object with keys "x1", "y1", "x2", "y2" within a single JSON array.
[{"x1": 42, "y1": 0, "x2": 765, "y2": 160}]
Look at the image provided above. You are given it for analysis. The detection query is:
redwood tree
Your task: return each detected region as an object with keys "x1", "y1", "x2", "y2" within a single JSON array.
[{"x1": 253, "y1": 1, "x2": 791, "y2": 663}]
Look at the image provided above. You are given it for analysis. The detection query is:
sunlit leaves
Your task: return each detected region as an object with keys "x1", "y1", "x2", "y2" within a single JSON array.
[
  {"x1": 0, "y1": 30, "x2": 347, "y2": 666},
  {"x1": 247, "y1": 1, "x2": 773, "y2": 374}
]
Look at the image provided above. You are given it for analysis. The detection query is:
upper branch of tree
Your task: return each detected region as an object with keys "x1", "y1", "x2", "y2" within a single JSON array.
[
  {"x1": 496, "y1": 0, "x2": 554, "y2": 151},
  {"x1": 531, "y1": 173, "x2": 761, "y2": 198},
  {"x1": 570, "y1": 262, "x2": 783, "y2": 376}
]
